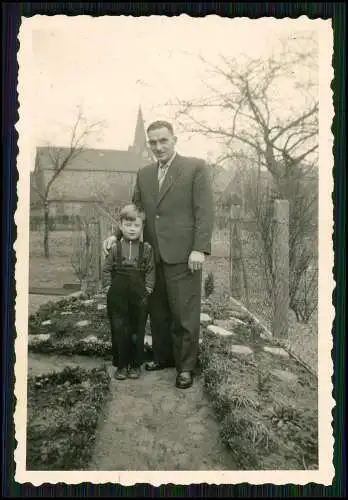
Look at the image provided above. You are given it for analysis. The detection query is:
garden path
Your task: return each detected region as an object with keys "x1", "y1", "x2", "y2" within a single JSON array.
[{"x1": 28, "y1": 353, "x2": 237, "y2": 471}]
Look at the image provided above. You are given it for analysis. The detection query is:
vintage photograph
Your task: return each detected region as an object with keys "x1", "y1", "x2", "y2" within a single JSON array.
[{"x1": 15, "y1": 15, "x2": 334, "y2": 485}]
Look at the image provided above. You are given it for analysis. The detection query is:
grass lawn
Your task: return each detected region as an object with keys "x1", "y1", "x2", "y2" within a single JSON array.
[
  {"x1": 29, "y1": 256, "x2": 78, "y2": 290},
  {"x1": 29, "y1": 230, "x2": 80, "y2": 289}
]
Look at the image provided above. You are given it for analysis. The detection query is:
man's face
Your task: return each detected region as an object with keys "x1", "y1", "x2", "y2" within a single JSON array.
[
  {"x1": 120, "y1": 217, "x2": 143, "y2": 241},
  {"x1": 147, "y1": 127, "x2": 177, "y2": 163}
]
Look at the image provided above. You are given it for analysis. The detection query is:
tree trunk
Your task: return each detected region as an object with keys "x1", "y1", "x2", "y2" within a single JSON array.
[
  {"x1": 272, "y1": 200, "x2": 289, "y2": 340},
  {"x1": 81, "y1": 278, "x2": 88, "y2": 293},
  {"x1": 43, "y1": 201, "x2": 50, "y2": 259}
]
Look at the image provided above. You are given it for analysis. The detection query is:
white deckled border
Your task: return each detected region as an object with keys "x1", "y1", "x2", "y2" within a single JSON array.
[{"x1": 14, "y1": 15, "x2": 334, "y2": 487}]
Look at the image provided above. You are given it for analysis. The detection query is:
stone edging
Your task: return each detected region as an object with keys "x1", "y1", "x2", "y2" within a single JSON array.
[
  {"x1": 228, "y1": 295, "x2": 317, "y2": 378},
  {"x1": 30, "y1": 290, "x2": 316, "y2": 378}
]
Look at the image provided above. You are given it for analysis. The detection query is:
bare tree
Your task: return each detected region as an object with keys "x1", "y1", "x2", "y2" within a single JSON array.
[
  {"x1": 172, "y1": 35, "x2": 318, "y2": 181},
  {"x1": 171, "y1": 34, "x2": 319, "y2": 322},
  {"x1": 31, "y1": 107, "x2": 104, "y2": 258}
]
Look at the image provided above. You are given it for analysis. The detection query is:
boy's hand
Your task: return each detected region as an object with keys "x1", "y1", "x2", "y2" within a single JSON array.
[{"x1": 102, "y1": 285, "x2": 110, "y2": 294}]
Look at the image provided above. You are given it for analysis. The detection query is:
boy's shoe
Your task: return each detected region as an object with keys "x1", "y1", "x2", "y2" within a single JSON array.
[
  {"x1": 128, "y1": 367, "x2": 141, "y2": 379},
  {"x1": 114, "y1": 368, "x2": 128, "y2": 380}
]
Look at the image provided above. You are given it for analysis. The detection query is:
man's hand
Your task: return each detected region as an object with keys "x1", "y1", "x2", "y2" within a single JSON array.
[
  {"x1": 188, "y1": 251, "x2": 205, "y2": 272},
  {"x1": 103, "y1": 235, "x2": 117, "y2": 256}
]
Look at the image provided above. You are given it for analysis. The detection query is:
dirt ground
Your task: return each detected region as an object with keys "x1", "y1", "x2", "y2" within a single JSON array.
[
  {"x1": 28, "y1": 353, "x2": 236, "y2": 471},
  {"x1": 90, "y1": 366, "x2": 236, "y2": 471}
]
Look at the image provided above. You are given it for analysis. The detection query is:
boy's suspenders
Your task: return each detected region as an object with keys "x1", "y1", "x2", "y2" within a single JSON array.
[
  {"x1": 113, "y1": 239, "x2": 145, "y2": 270},
  {"x1": 115, "y1": 240, "x2": 123, "y2": 267},
  {"x1": 138, "y1": 241, "x2": 145, "y2": 270}
]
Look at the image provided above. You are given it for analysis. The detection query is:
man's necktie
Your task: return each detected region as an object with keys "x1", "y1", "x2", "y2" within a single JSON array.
[{"x1": 158, "y1": 164, "x2": 167, "y2": 190}]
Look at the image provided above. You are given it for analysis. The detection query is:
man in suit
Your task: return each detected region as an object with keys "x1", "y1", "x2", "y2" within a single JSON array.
[{"x1": 104, "y1": 120, "x2": 214, "y2": 388}]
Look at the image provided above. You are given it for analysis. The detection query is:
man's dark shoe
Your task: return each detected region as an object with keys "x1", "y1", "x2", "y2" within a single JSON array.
[
  {"x1": 145, "y1": 361, "x2": 175, "y2": 371},
  {"x1": 175, "y1": 371, "x2": 193, "y2": 389}
]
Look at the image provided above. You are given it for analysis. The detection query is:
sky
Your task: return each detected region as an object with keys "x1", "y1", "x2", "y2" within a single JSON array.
[{"x1": 17, "y1": 15, "x2": 325, "y2": 171}]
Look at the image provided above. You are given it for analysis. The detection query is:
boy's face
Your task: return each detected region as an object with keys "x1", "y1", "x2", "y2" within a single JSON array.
[{"x1": 119, "y1": 217, "x2": 143, "y2": 241}]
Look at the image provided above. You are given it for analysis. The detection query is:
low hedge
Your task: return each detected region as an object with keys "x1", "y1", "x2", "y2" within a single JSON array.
[{"x1": 26, "y1": 365, "x2": 111, "y2": 470}]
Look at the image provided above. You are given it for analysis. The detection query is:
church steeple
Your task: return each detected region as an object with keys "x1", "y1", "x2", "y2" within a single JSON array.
[{"x1": 131, "y1": 106, "x2": 152, "y2": 164}]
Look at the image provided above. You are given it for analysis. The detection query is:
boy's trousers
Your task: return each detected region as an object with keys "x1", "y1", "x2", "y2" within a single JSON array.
[
  {"x1": 107, "y1": 300, "x2": 147, "y2": 369},
  {"x1": 106, "y1": 248, "x2": 148, "y2": 369}
]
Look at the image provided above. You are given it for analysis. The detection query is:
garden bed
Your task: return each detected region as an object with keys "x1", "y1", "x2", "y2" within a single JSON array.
[
  {"x1": 26, "y1": 365, "x2": 111, "y2": 470},
  {"x1": 27, "y1": 292, "x2": 318, "y2": 471},
  {"x1": 199, "y1": 299, "x2": 318, "y2": 470},
  {"x1": 28, "y1": 292, "x2": 153, "y2": 360}
]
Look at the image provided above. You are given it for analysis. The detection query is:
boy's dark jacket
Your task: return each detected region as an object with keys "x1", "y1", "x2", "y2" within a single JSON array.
[{"x1": 102, "y1": 238, "x2": 155, "y2": 292}]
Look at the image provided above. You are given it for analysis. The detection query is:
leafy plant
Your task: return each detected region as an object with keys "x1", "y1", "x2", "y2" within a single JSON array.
[
  {"x1": 27, "y1": 366, "x2": 110, "y2": 470},
  {"x1": 204, "y1": 272, "x2": 215, "y2": 299},
  {"x1": 257, "y1": 368, "x2": 271, "y2": 394}
]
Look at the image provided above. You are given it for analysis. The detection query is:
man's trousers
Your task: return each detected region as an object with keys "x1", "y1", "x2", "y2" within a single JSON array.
[{"x1": 148, "y1": 261, "x2": 202, "y2": 372}]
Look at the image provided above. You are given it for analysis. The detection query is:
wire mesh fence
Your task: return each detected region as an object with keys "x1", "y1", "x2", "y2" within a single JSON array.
[{"x1": 203, "y1": 207, "x2": 318, "y2": 375}]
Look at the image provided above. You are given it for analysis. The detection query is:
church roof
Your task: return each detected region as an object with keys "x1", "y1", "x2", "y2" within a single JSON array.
[
  {"x1": 36, "y1": 105, "x2": 152, "y2": 173},
  {"x1": 36, "y1": 146, "x2": 142, "y2": 173},
  {"x1": 130, "y1": 106, "x2": 149, "y2": 157}
]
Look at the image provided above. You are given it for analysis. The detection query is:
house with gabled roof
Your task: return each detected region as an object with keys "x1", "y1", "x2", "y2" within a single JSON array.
[{"x1": 30, "y1": 106, "x2": 153, "y2": 216}]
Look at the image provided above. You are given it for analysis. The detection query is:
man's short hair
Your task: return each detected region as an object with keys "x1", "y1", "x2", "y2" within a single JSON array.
[
  {"x1": 119, "y1": 204, "x2": 145, "y2": 223},
  {"x1": 147, "y1": 120, "x2": 174, "y2": 136}
]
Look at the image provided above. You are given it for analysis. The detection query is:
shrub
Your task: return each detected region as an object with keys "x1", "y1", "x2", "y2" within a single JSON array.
[{"x1": 204, "y1": 272, "x2": 215, "y2": 299}]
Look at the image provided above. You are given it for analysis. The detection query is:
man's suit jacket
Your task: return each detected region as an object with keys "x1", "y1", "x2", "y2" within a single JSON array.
[{"x1": 132, "y1": 153, "x2": 214, "y2": 264}]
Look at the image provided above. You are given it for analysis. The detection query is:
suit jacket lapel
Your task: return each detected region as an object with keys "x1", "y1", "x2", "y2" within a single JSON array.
[{"x1": 157, "y1": 154, "x2": 182, "y2": 206}]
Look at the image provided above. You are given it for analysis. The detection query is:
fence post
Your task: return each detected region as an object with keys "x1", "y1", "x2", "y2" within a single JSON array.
[
  {"x1": 86, "y1": 219, "x2": 98, "y2": 291},
  {"x1": 97, "y1": 215, "x2": 108, "y2": 288},
  {"x1": 272, "y1": 199, "x2": 289, "y2": 340},
  {"x1": 94, "y1": 217, "x2": 102, "y2": 285},
  {"x1": 229, "y1": 204, "x2": 242, "y2": 300}
]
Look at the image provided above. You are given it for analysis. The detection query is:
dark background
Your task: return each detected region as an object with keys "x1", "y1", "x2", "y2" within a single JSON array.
[{"x1": 2, "y1": 2, "x2": 346, "y2": 498}]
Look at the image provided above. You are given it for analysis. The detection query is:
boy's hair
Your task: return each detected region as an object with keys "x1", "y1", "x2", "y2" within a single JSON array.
[
  {"x1": 119, "y1": 204, "x2": 145, "y2": 223},
  {"x1": 147, "y1": 120, "x2": 174, "y2": 136}
]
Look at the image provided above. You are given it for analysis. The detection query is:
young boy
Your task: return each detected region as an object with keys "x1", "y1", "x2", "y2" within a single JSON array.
[{"x1": 102, "y1": 204, "x2": 155, "y2": 380}]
